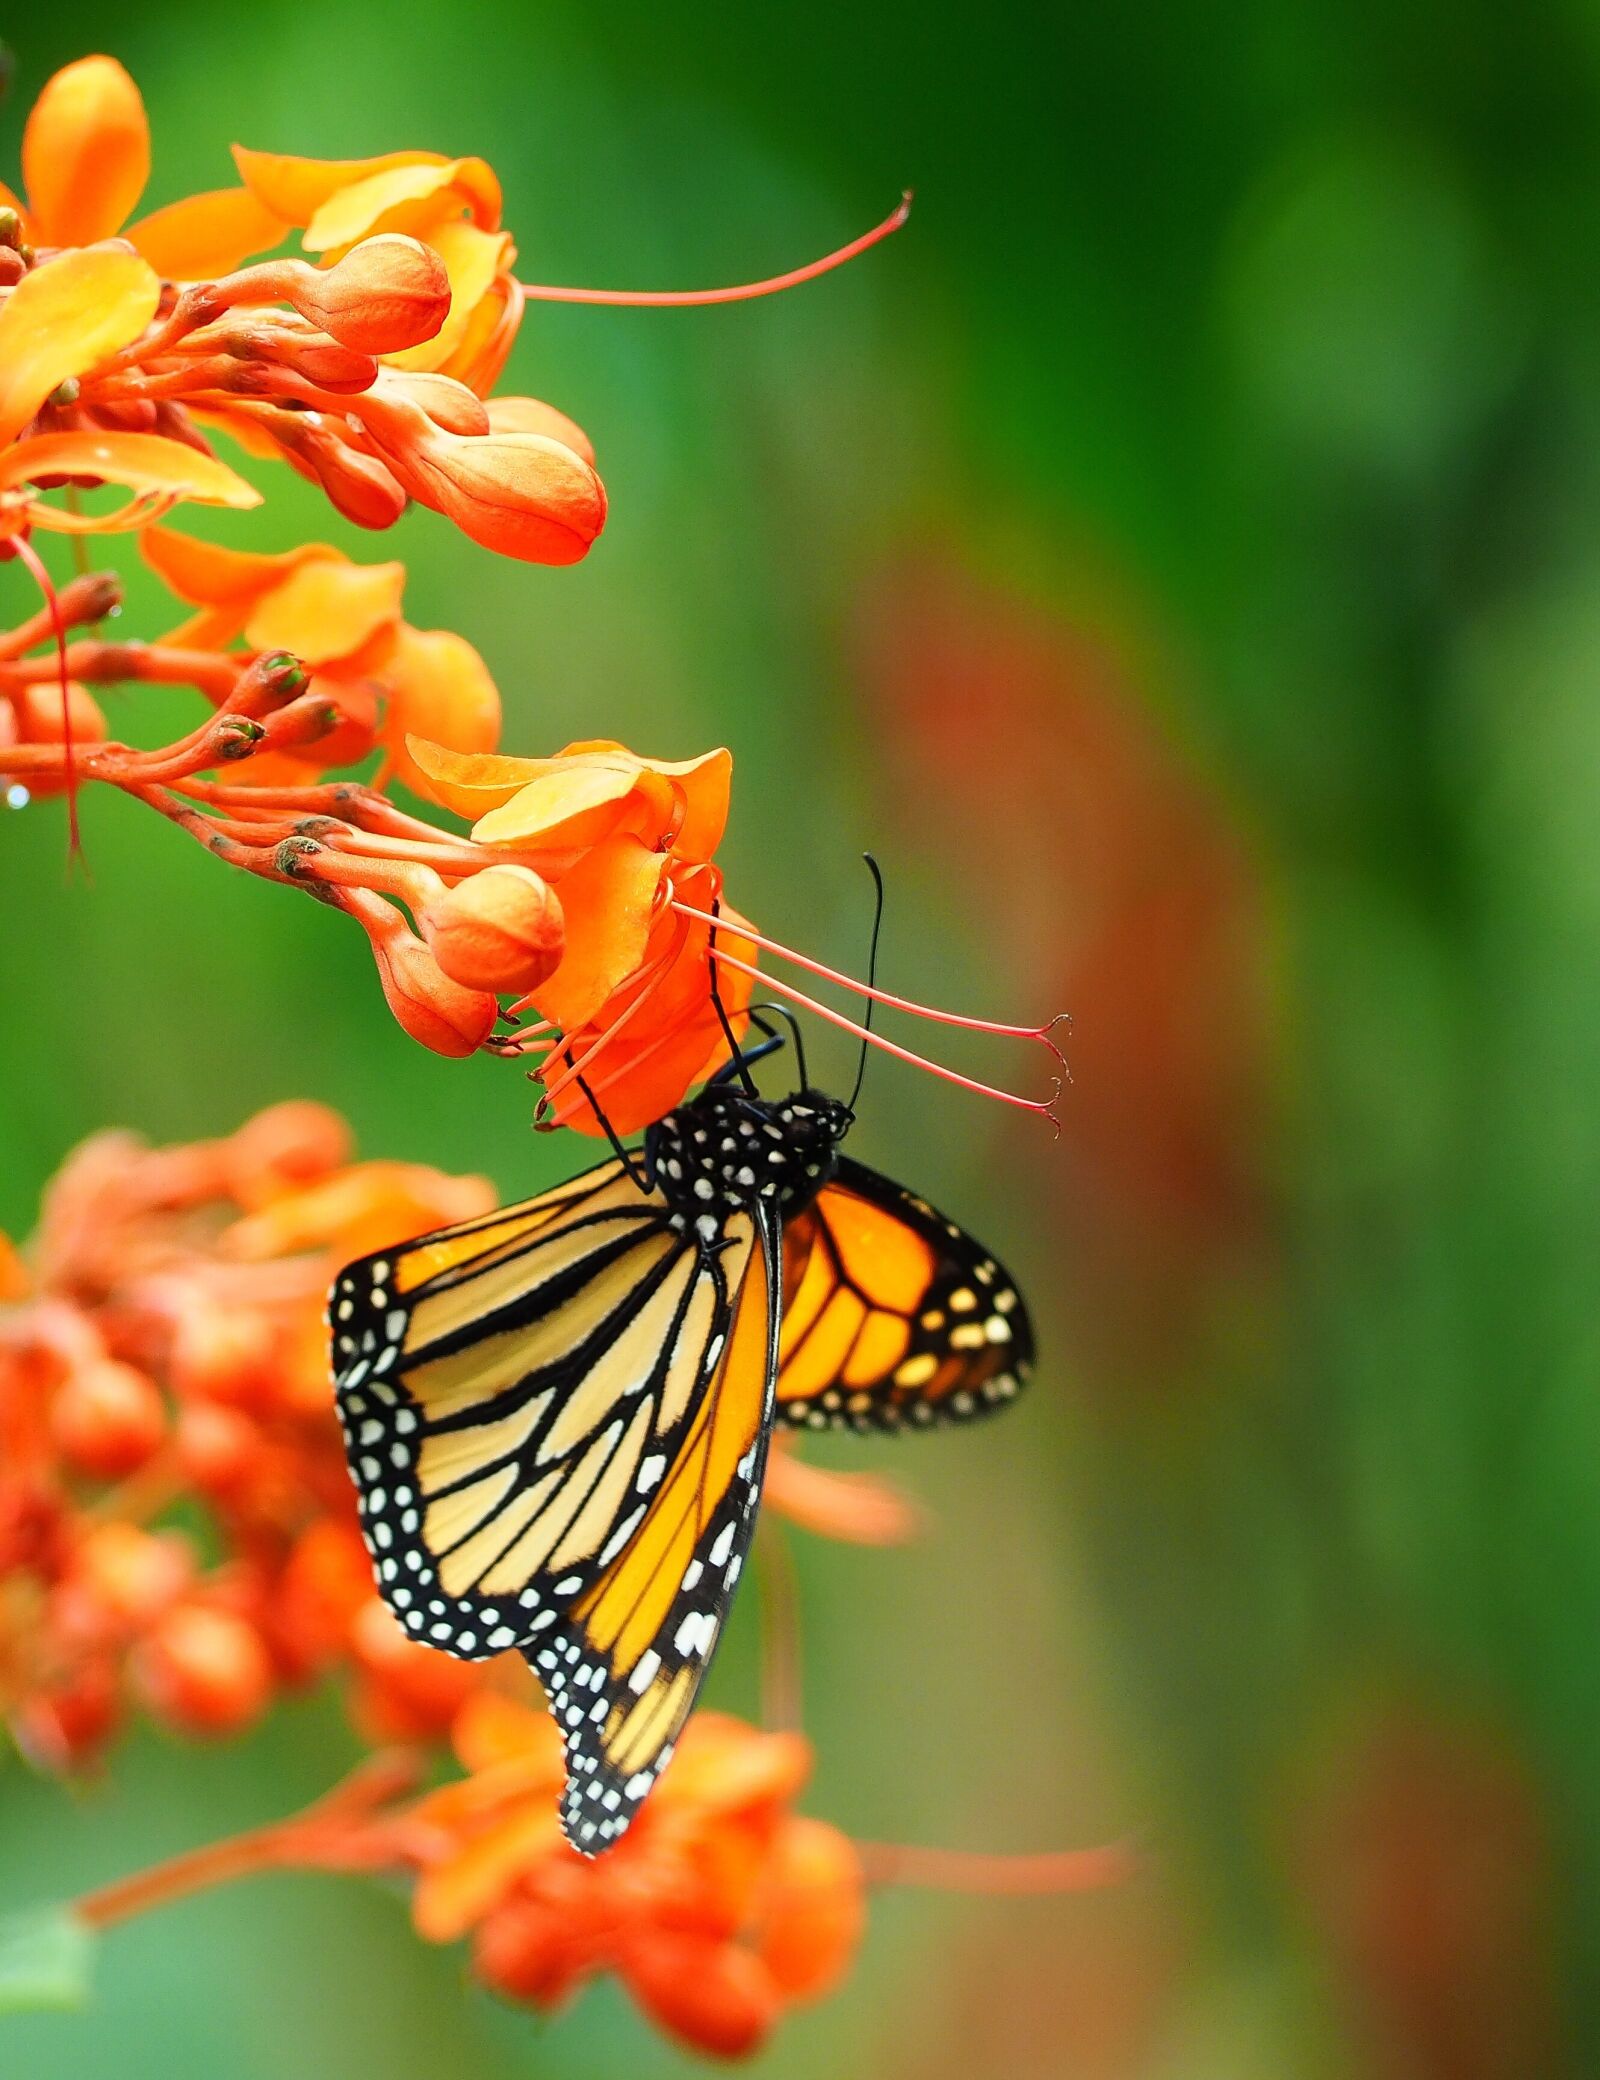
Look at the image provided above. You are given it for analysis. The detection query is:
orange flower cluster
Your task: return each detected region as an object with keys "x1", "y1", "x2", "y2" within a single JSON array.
[
  {"x1": 0, "y1": 56, "x2": 603, "y2": 558},
  {"x1": 404, "y1": 1693, "x2": 863, "y2": 2058},
  {"x1": 0, "y1": 1100, "x2": 495, "y2": 1767},
  {"x1": 0, "y1": 563, "x2": 760, "y2": 1127}
]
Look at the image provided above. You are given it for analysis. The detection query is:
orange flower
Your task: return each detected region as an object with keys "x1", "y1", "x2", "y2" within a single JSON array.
[
  {"x1": 405, "y1": 1694, "x2": 864, "y2": 2059},
  {"x1": 140, "y1": 525, "x2": 502, "y2": 782},
  {"x1": 231, "y1": 144, "x2": 519, "y2": 391},
  {"x1": 1, "y1": 57, "x2": 603, "y2": 562}
]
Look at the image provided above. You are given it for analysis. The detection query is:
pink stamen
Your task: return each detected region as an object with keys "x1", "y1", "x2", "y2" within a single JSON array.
[
  {"x1": 517, "y1": 193, "x2": 911, "y2": 307},
  {"x1": 11, "y1": 532, "x2": 81, "y2": 866},
  {"x1": 673, "y1": 895, "x2": 1065, "y2": 1061},
  {"x1": 707, "y1": 944, "x2": 1059, "y2": 1128}
]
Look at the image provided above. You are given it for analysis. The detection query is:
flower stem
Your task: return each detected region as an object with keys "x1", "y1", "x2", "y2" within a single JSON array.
[{"x1": 71, "y1": 1750, "x2": 422, "y2": 1932}]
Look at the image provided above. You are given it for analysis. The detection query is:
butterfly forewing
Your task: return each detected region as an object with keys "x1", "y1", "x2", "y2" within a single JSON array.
[
  {"x1": 774, "y1": 1155, "x2": 1033, "y2": 1431},
  {"x1": 330, "y1": 1158, "x2": 752, "y2": 1664},
  {"x1": 529, "y1": 1202, "x2": 780, "y2": 1851}
]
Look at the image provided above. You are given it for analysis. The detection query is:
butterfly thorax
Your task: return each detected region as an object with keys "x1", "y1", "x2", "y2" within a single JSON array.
[{"x1": 645, "y1": 1084, "x2": 853, "y2": 1223}]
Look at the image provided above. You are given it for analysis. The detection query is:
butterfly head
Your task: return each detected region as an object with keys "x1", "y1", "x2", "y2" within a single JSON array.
[{"x1": 647, "y1": 1083, "x2": 854, "y2": 1219}]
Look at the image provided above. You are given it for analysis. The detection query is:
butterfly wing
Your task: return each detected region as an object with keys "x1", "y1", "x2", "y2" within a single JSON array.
[
  {"x1": 530, "y1": 1197, "x2": 780, "y2": 1851},
  {"x1": 774, "y1": 1154, "x2": 1033, "y2": 1431},
  {"x1": 330, "y1": 1157, "x2": 749, "y2": 1660}
]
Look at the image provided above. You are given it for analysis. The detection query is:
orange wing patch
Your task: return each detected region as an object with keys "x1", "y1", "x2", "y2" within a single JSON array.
[{"x1": 774, "y1": 1156, "x2": 1034, "y2": 1431}]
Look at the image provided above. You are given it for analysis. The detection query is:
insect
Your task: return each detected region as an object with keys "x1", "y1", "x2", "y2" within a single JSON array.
[{"x1": 331, "y1": 946, "x2": 1036, "y2": 1854}]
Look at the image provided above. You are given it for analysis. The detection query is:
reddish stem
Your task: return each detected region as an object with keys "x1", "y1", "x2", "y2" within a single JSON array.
[
  {"x1": 518, "y1": 193, "x2": 911, "y2": 306},
  {"x1": 73, "y1": 1751, "x2": 423, "y2": 1932},
  {"x1": 856, "y1": 1838, "x2": 1138, "y2": 1894},
  {"x1": 10, "y1": 533, "x2": 80, "y2": 862}
]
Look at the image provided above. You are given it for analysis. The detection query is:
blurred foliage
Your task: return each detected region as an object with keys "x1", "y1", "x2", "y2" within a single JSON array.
[{"x1": 5, "y1": 0, "x2": 1600, "y2": 2074}]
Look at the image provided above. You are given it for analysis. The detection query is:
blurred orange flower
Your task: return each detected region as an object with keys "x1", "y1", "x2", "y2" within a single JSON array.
[{"x1": 404, "y1": 1692, "x2": 864, "y2": 2059}]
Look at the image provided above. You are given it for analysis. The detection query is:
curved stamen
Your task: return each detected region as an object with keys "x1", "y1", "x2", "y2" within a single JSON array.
[
  {"x1": 707, "y1": 943, "x2": 1059, "y2": 1127},
  {"x1": 673, "y1": 895, "x2": 1064, "y2": 1059},
  {"x1": 518, "y1": 193, "x2": 911, "y2": 307}
]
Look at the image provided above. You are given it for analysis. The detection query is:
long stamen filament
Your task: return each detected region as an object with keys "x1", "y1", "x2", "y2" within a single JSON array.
[
  {"x1": 672, "y1": 896, "x2": 1063, "y2": 1051},
  {"x1": 517, "y1": 193, "x2": 911, "y2": 308},
  {"x1": 707, "y1": 945, "x2": 1059, "y2": 1124}
]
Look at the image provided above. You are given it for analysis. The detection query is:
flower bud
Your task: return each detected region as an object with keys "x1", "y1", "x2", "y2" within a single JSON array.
[
  {"x1": 285, "y1": 237, "x2": 451, "y2": 353},
  {"x1": 68, "y1": 1523, "x2": 193, "y2": 1638},
  {"x1": 425, "y1": 865, "x2": 564, "y2": 996},
  {"x1": 367, "y1": 906, "x2": 498, "y2": 1056},
  {"x1": 413, "y1": 428, "x2": 606, "y2": 566},
  {"x1": 376, "y1": 368, "x2": 490, "y2": 435},
  {"x1": 173, "y1": 1400, "x2": 260, "y2": 1501},
  {"x1": 133, "y1": 1602, "x2": 274, "y2": 1736},
  {"x1": 272, "y1": 414, "x2": 409, "y2": 531},
  {"x1": 271, "y1": 1522, "x2": 372, "y2": 1681},
  {"x1": 169, "y1": 1304, "x2": 275, "y2": 1407},
  {"x1": 622, "y1": 1934, "x2": 778, "y2": 2060},
  {"x1": 51, "y1": 1357, "x2": 166, "y2": 1479}
]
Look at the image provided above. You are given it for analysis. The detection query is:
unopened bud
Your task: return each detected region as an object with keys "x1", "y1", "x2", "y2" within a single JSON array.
[
  {"x1": 51, "y1": 1358, "x2": 166, "y2": 1479},
  {"x1": 366, "y1": 905, "x2": 498, "y2": 1056},
  {"x1": 425, "y1": 865, "x2": 565, "y2": 996},
  {"x1": 285, "y1": 236, "x2": 451, "y2": 353},
  {"x1": 133, "y1": 1603, "x2": 274, "y2": 1736}
]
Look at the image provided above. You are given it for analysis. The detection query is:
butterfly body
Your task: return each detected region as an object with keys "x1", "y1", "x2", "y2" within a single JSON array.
[{"x1": 331, "y1": 1075, "x2": 1032, "y2": 1852}]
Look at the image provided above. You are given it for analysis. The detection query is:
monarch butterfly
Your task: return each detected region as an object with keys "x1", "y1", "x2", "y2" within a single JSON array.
[{"x1": 330, "y1": 1020, "x2": 1034, "y2": 1853}]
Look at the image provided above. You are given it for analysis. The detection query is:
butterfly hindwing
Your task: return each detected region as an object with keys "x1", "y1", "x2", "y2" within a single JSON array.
[
  {"x1": 774, "y1": 1154, "x2": 1033, "y2": 1431},
  {"x1": 330, "y1": 1158, "x2": 751, "y2": 1660},
  {"x1": 531, "y1": 1199, "x2": 780, "y2": 1851}
]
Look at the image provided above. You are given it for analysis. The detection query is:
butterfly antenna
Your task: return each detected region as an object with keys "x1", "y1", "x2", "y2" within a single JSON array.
[
  {"x1": 847, "y1": 854, "x2": 886, "y2": 1113},
  {"x1": 746, "y1": 1001, "x2": 810, "y2": 1091},
  {"x1": 708, "y1": 899, "x2": 759, "y2": 1096}
]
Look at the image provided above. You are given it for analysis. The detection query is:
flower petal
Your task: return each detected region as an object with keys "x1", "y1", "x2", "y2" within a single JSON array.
[
  {"x1": 23, "y1": 56, "x2": 150, "y2": 245},
  {"x1": 242, "y1": 556, "x2": 405, "y2": 664},
  {"x1": 302, "y1": 158, "x2": 502, "y2": 255},
  {"x1": 381, "y1": 627, "x2": 501, "y2": 795},
  {"x1": 402, "y1": 739, "x2": 558, "y2": 820},
  {"x1": 412, "y1": 1803, "x2": 565, "y2": 1945},
  {"x1": 532, "y1": 836, "x2": 667, "y2": 1032},
  {"x1": 471, "y1": 761, "x2": 640, "y2": 851},
  {"x1": 231, "y1": 145, "x2": 447, "y2": 227},
  {"x1": 0, "y1": 430, "x2": 261, "y2": 509},
  {"x1": 0, "y1": 246, "x2": 160, "y2": 445},
  {"x1": 451, "y1": 1690, "x2": 561, "y2": 1774},
  {"x1": 126, "y1": 185, "x2": 287, "y2": 280},
  {"x1": 384, "y1": 221, "x2": 510, "y2": 375},
  {"x1": 140, "y1": 526, "x2": 338, "y2": 608}
]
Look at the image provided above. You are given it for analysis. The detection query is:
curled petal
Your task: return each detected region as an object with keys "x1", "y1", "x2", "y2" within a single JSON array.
[
  {"x1": 140, "y1": 525, "x2": 337, "y2": 609},
  {"x1": 472, "y1": 761, "x2": 642, "y2": 852},
  {"x1": 23, "y1": 56, "x2": 150, "y2": 245},
  {"x1": 126, "y1": 185, "x2": 287, "y2": 280},
  {"x1": 486, "y1": 394, "x2": 595, "y2": 468},
  {"x1": 301, "y1": 157, "x2": 503, "y2": 252},
  {"x1": 412, "y1": 1803, "x2": 565, "y2": 1945},
  {"x1": 0, "y1": 430, "x2": 261, "y2": 510},
  {"x1": 531, "y1": 835, "x2": 666, "y2": 1032},
  {"x1": 231, "y1": 145, "x2": 448, "y2": 226},
  {"x1": 440, "y1": 274, "x2": 523, "y2": 396},
  {"x1": 380, "y1": 626, "x2": 501, "y2": 795},
  {"x1": 241, "y1": 555, "x2": 405, "y2": 665},
  {"x1": 363, "y1": 403, "x2": 605, "y2": 564},
  {"x1": 0, "y1": 246, "x2": 160, "y2": 444},
  {"x1": 449, "y1": 1691, "x2": 563, "y2": 1775}
]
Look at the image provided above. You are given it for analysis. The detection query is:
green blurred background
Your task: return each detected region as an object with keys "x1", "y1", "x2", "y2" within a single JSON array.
[{"x1": 4, "y1": 1, "x2": 1597, "y2": 2072}]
